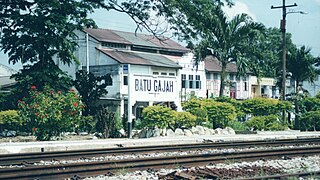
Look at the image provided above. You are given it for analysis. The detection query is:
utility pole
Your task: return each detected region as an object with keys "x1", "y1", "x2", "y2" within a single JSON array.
[{"x1": 271, "y1": 0, "x2": 297, "y2": 128}]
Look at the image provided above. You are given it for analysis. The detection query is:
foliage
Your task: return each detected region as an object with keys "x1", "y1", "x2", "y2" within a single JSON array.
[
  {"x1": 0, "y1": 110, "x2": 21, "y2": 131},
  {"x1": 18, "y1": 86, "x2": 83, "y2": 140},
  {"x1": 95, "y1": 106, "x2": 119, "y2": 138},
  {"x1": 287, "y1": 46, "x2": 320, "y2": 129},
  {"x1": 0, "y1": 0, "x2": 232, "y2": 66},
  {"x1": 74, "y1": 70, "x2": 111, "y2": 116},
  {"x1": 0, "y1": 92, "x2": 14, "y2": 111},
  {"x1": 245, "y1": 115, "x2": 283, "y2": 131},
  {"x1": 173, "y1": 111, "x2": 197, "y2": 129},
  {"x1": 300, "y1": 110, "x2": 320, "y2": 131},
  {"x1": 227, "y1": 121, "x2": 248, "y2": 132},
  {"x1": 248, "y1": 27, "x2": 295, "y2": 78},
  {"x1": 75, "y1": 116, "x2": 95, "y2": 133},
  {"x1": 302, "y1": 95, "x2": 320, "y2": 112},
  {"x1": 206, "y1": 101, "x2": 236, "y2": 128},
  {"x1": 241, "y1": 97, "x2": 292, "y2": 116},
  {"x1": 0, "y1": 0, "x2": 100, "y2": 66},
  {"x1": 9, "y1": 61, "x2": 73, "y2": 109},
  {"x1": 193, "y1": 7, "x2": 265, "y2": 96},
  {"x1": 141, "y1": 105, "x2": 175, "y2": 129},
  {"x1": 287, "y1": 46, "x2": 320, "y2": 89},
  {"x1": 182, "y1": 98, "x2": 210, "y2": 125},
  {"x1": 214, "y1": 96, "x2": 245, "y2": 120}
]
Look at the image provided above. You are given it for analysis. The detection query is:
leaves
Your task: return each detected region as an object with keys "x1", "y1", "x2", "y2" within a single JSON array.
[
  {"x1": 192, "y1": 7, "x2": 265, "y2": 96},
  {"x1": 18, "y1": 86, "x2": 83, "y2": 140},
  {"x1": 73, "y1": 70, "x2": 110, "y2": 116},
  {"x1": 141, "y1": 105, "x2": 175, "y2": 129}
]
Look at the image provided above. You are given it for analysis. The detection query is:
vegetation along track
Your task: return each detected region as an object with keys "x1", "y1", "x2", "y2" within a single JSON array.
[
  {"x1": 1, "y1": 137, "x2": 320, "y2": 167},
  {"x1": 1, "y1": 145, "x2": 320, "y2": 179}
]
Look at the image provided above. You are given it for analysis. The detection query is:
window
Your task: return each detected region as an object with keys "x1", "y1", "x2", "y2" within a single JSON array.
[
  {"x1": 244, "y1": 82, "x2": 248, "y2": 91},
  {"x1": 189, "y1": 75, "x2": 194, "y2": 89},
  {"x1": 195, "y1": 75, "x2": 201, "y2": 89},
  {"x1": 169, "y1": 73, "x2": 175, "y2": 76},
  {"x1": 206, "y1": 73, "x2": 211, "y2": 80},
  {"x1": 213, "y1": 73, "x2": 218, "y2": 80},
  {"x1": 161, "y1": 72, "x2": 167, "y2": 75},
  {"x1": 123, "y1": 75, "x2": 128, "y2": 85},
  {"x1": 153, "y1": 72, "x2": 159, "y2": 75},
  {"x1": 102, "y1": 42, "x2": 126, "y2": 49},
  {"x1": 181, "y1": 74, "x2": 186, "y2": 88},
  {"x1": 229, "y1": 74, "x2": 235, "y2": 81}
]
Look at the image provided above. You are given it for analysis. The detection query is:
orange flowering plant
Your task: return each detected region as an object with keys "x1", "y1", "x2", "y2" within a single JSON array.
[{"x1": 18, "y1": 86, "x2": 83, "y2": 140}]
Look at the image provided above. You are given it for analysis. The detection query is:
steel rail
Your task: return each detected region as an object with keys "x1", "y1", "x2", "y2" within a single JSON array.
[
  {"x1": 0, "y1": 146, "x2": 320, "y2": 179},
  {"x1": 1, "y1": 137, "x2": 320, "y2": 166}
]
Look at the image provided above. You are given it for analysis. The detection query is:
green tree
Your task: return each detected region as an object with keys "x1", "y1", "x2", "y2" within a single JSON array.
[
  {"x1": 1, "y1": 0, "x2": 232, "y2": 108},
  {"x1": 287, "y1": 46, "x2": 320, "y2": 129},
  {"x1": 193, "y1": 8, "x2": 265, "y2": 96},
  {"x1": 9, "y1": 61, "x2": 73, "y2": 109},
  {"x1": 248, "y1": 27, "x2": 295, "y2": 79},
  {"x1": 74, "y1": 70, "x2": 111, "y2": 116},
  {"x1": 0, "y1": 0, "x2": 233, "y2": 66},
  {"x1": 287, "y1": 46, "x2": 320, "y2": 92}
]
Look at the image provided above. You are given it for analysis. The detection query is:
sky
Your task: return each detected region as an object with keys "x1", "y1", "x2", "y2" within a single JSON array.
[{"x1": 1, "y1": 0, "x2": 319, "y2": 71}]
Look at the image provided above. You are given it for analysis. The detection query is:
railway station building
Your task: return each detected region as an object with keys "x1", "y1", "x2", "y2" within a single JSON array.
[{"x1": 60, "y1": 28, "x2": 280, "y2": 120}]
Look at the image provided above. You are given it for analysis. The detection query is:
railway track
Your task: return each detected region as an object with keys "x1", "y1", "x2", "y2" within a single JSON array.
[
  {"x1": 0, "y1": 143, "x2": 320, "y2": 179},
  {"x1": 1, "y1": 137, "x2": 320, "y2": 166}
]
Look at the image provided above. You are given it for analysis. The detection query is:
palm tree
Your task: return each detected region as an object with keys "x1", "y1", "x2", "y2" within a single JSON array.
[
  {"x1": 287, "y1": 45, "x2": 320, "y2": 129},
  {"x1": 194, "y1": 7, "x2": 265, "y2": 96},
  {"x1": 287, "y1": 46, "x2": 320, "y2": 93}
]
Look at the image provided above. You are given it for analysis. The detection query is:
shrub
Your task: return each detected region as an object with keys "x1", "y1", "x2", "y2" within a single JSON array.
[
  {"x1": 173, "y1": 111, "x2": 197, "y2": 129},
  {"x1": 215, "y1": 96, "x2": 245, "y2": 121},
  {"x1": 242, "y1": 98, "x2": 292, "y2": 116},
  {"x1": 0, "y1": 110, "x2": 21, "y2": 131},
  {"x1": 300, "y1": 110, "x2": 320, "y2": 131},
  {"x1": 141, "y1": 105, "x2": 175, "y2": 129},
  {"x1": 75, "y1": 116, "x2": 95, "y2": 133},
  {"x1": 245, "y1": 115, "x2": 283, "y2": 131},
  {"x1": 227, "y1": 120, "x2": 248, "y2": 131},
  {"x1": 182, "y1": 98, "x2": 212, "y2": 125},
  {"x1": 95, "y1": 106, "x2": 119, "y2": 138},
  {"x1": 18, "y1": 86, "x2": 83, "y2": 140},
  {"x1": 206, "y1": 101, "x2": 236, "y2": 128}
]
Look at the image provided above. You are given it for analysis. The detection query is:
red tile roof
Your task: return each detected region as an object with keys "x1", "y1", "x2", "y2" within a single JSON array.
[{"x1": 204, "y1": 56, "x2": 238, "y2": 73}]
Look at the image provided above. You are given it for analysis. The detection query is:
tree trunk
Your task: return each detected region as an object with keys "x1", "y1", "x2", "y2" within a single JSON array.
[
  {"x1": 219, "y1": 63, "x2": 227, "y2": 97},
  {"x1": 294, "y1": 80, "x2": 300, "y2": 130}
]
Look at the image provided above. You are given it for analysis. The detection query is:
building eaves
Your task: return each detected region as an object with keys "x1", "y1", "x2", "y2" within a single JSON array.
[
  {"x1": 97, "y1": 48, "x2": 182, "y2": 69},
  {"x1": 0, "y1": 76, "x2": 16, "y2": 88}
]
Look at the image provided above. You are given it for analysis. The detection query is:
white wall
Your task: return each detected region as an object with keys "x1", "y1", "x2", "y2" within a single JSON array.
[{"x1": 177, "y1": 53, "x2": 207, "y2": 99}]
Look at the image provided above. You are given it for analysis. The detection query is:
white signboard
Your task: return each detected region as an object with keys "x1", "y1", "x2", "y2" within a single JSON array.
[{"x1": 130, "y1": 74, "x2": 178, "y2": 102}]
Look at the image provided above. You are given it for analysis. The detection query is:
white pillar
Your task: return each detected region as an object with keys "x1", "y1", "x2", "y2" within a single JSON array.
[
  {"x1": 127, "y1": 64, "x2": 133, "y2": 138},
  {"x1": 120, "y1": 98, "x2": 125, "y2": 117}
]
